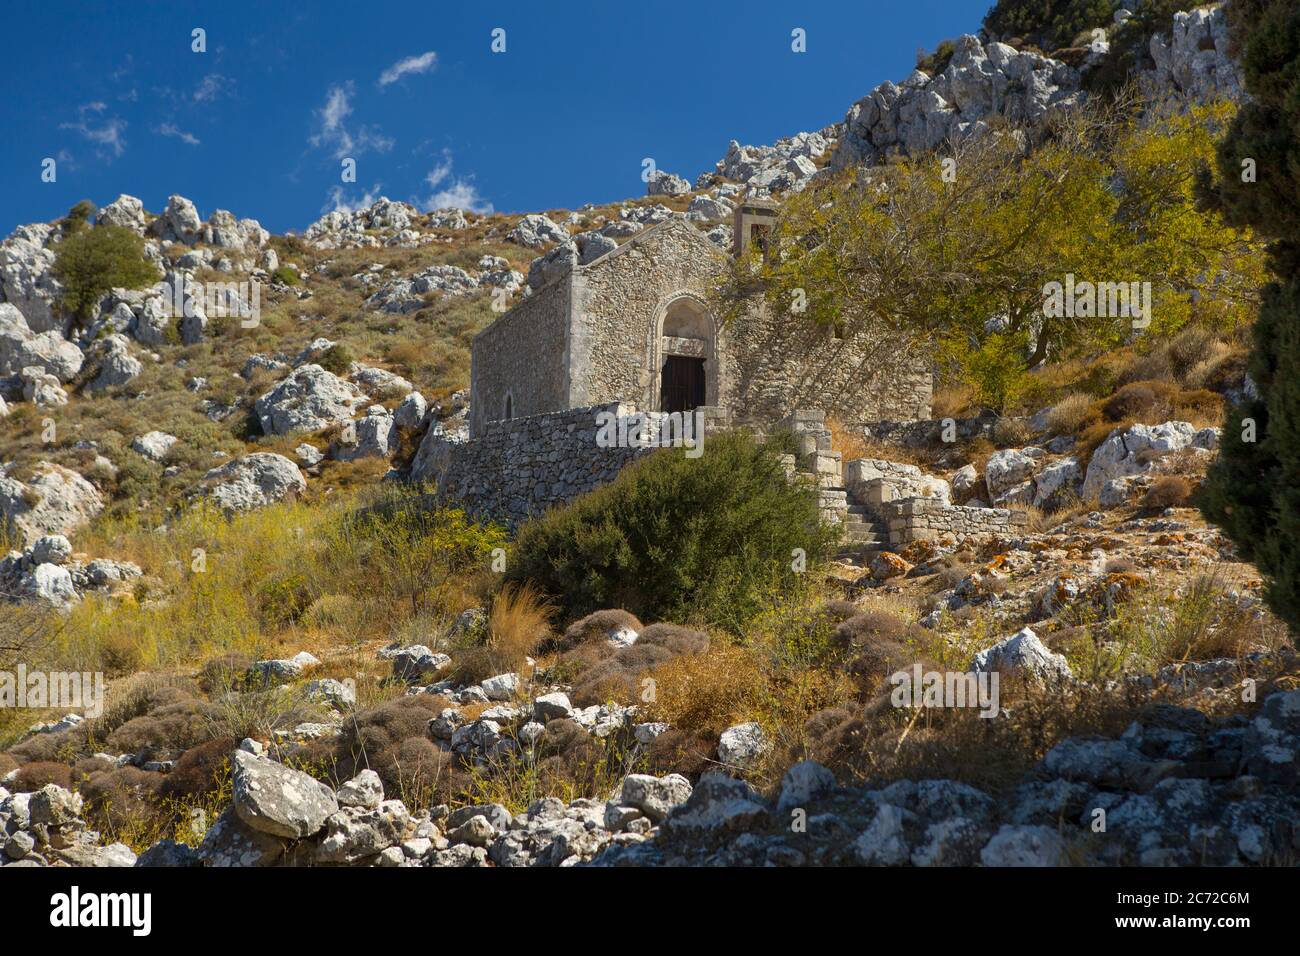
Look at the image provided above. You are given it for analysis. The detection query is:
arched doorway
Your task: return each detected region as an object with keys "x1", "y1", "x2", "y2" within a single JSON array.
[{"x1": 654, "y1": 295, "x2": 715, "y2": 413}]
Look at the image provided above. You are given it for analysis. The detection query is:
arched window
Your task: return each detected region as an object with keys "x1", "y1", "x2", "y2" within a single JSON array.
[{"x1": 504, "y1": 394, "x2": 513, "y2": 420}]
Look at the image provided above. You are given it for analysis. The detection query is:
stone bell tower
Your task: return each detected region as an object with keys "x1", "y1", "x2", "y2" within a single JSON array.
[{"x1": 732, "y1": 197, "x2": 778, "y2": 256}]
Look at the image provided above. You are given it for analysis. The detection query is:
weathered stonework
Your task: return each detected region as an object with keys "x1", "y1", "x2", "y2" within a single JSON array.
[
  {"x1": 470, "y1": 216, "x2": 932, "y2": 437},
  {"x1": 422, "y1": 403, "x2": 727, "y2": 527},
  {"x1": 881, "y1": 497, "x2": 1027, "y2": 545}
]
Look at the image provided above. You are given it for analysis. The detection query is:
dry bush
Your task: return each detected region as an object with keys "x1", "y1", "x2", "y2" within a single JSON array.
[
  {"x1": 833, "y1": 610, "x2": 908, "y2": 652},
  {"x1": 556, "y1": 622, "x2": 711, "y2": 707},
  {"x1": 571, "y1": 643, "x2": 677, "y2": 707},
  {"x1": 930, "y1": 384, "x2": 975, "y2": 420},
  {"x1": 317, "y1": 695, "x2": 466, "y2": 806},
  {"x1": 827, "y1": 417, "x2": 870, "y2": 463},
  {"x1": 80, "y1": 765, "x2": 165, "y2": 826},
  {"x1": 641, "y1": 726, "x2": 717, "y2": 778},
  {"x1": 1142, "y1": 475, "x2": 1193, "y2": 509},
  {"x1": 1045, "y1": 392, "x2": 1092, "y2": 436},
  {"x1": 105, "y1": 691, "x2": 216, "y2": 756},
  {"x1": 545, "y1": 608, "x2": 643, "y2": 655},
  {"x1": 1184, "y1": 345, "x2": 1247, "y2": 392},
  {"x1": 196, "y1": 653, "x2": 255, "y2": 694},
  {"x1": 0, "y1": 753, "x2": 18, "y2": 778},
  {"x1": 991, "y1": 416, "x2": 1032, "y2": 447},
  {"x1": 158, "y1": 737, "x2": 235, "y2": 799},
  {"x1": 642, "y1": 644, "x2": 766, "y2": 737},
  {"x1": 806, "y1": 677, "x2": 1155, "y2": 794},
  {"x1": 13, "y1": 760, "x2": 73, "y2": 791}
]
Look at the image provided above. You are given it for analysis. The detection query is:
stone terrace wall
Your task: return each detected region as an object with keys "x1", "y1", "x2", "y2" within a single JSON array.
[
  {"x1": 881, "y1": 496, "x2": 1027, "y2": 546},
  {"x1": 429, "y1": 403, "x2": 727, "y2": 527}
]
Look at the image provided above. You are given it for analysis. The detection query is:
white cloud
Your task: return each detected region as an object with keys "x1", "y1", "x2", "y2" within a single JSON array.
[
  {"x1": 324, "y1": 184, "x2": 384, "y2": 214},
  {"x1": 378, "y1": 51, "x2": 438, "y2": 87},
  {"x1": 157, "y1": 123, "x2": 200, "y2": 146},
  {"x1": 59, "y1": 103, "x2": 127, "y2": 159},
  {"x1": 418, "y1": 151, "x2": 492, "y2": 213},
  {"x1": 310, "y1": 82, "x2": 393, "y2": 160},
  {"x1": 194, "y1": 73, "x2": 233, "y2": 102}
]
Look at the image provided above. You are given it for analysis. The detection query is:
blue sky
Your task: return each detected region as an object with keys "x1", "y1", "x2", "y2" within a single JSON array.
[{"x1": 0, "y1": 0, "x2": 990, "y2": 234}]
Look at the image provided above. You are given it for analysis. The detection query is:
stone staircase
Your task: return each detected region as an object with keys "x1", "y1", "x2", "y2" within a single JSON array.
[{"x1": 778, "y1": 408, "x2": 888, "y2": 565}]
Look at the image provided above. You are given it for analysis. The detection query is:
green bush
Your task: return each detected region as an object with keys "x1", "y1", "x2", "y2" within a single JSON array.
[
  {"x1": 52, "y1": 215, "x2": 159, "y2": 327},
  {"x1": 506, "y1": 430, "x2": 840, "y2": 634},
  {"x1": 984, "y1": 0, "x2": 1112, "y2": 50},
  {"x1": 317, "y1": 343, "x2": 355, "y2": 375},
  {"x1": 271, "y1": 265, "x2": 300, "y2": 286}
]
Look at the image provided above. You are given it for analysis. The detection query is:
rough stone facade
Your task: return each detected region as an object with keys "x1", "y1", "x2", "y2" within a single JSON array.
[
  {"x1": 425, "y1": 403, "x2": 727, "y2": 527},
  {"x1": 881, "y1": 496, "x2": 1027, "y2": 545},
  {"x1": 470, "y1": 216, "x2": 932, "y2": 437}
]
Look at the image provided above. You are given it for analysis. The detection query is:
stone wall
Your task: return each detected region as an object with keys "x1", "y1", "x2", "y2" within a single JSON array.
[
  {"x1": 724, "y1": 308, "x2": 932, "y2": 427},
  {"x1": 424, "y1": 403, "x2": 727, "y2": 527},
  {"x1": 469, "y1": 279, "x2": 570, "y2": 437},
  {"x1": 880, "y1": 497, "x2": 1027, "y2": 546}
]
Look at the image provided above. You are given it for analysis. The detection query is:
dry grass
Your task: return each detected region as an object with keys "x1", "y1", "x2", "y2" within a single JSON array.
[
  {"x1": 449, "y1": 582, "x2": 556, "y2": 684},
  {"x1": 1045, "y1": 392, "x2": 1093, "y2": 436}
]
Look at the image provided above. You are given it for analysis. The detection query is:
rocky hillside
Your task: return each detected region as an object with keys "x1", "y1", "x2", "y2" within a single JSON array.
[{"x1": 3, "y1": 1, "x2": 1295, "y2": 871}]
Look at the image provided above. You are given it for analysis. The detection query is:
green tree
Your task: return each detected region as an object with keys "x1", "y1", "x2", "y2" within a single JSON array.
[
  {"x1": 52, "y1": 210, "x2": 159, "y2": 328},
  {"x1": 506, "y1": 430, "x2": 839, "y2": 634},
  {"x1": 1198, "y1": 0, "x2": 1300, "y2": 636},
  {"x1": 984, "y1": 0, "x2": 1113, "y2": 50},
  {"x1": 716, "y1": 98, "x2": 1261, "y2": 411}
]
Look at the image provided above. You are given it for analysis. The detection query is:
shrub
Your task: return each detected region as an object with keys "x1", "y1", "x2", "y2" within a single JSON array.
[
  {"x1": 158, "y1": 737, "x2": 235, "y2": 799},
  {"x1": 506, "y1": 430, "x2": 839, "y2": 633},
  {"x1": 1046, "y1": 392, "x2": 1093, "y2": 436},
  {"x1": 336, "y1": 488, "x2": 506, "y2": 617},
  {"x1": 1142, "y1": 475, "x2": 1192, "y2": 509},
  {"x1": 642, "y1": 644, "x2": 766, "y2": 737},
  {"x1": 52, "y1": 219, "x2": 159, "y2": 327},
  {"x1": 316, "y1": 343, "x2": 356, "y2": 375},
  {"x1": 546, "y1": 608, "x2": 644, "y2": 654},
  {"x1": 270, "y1": 265, "x2": 300, "y2": 286},
  {"x1": 985, "y1": 0, "x2": 1114, "y2": 50},
  {"x1": 13, "y1": 760, "x2": 73, "y2": 792},
  {"x1": 1199, "y1": 0, "x2": 1300, "y2": 636}
]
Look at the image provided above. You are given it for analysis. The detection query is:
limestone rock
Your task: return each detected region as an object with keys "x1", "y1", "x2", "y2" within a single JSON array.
[
  {"x1": 198, "y1": 453, "x2": 307, "y2": 513},
  {"x1": 231, "y1": 750, "x2": 337, "y2": 839}
]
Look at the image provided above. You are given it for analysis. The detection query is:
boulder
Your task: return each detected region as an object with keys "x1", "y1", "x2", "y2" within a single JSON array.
[
  {"x1": 131, "y1": 431, "x2": 178, "y2": 462},
  {"x1": 0, "y1": 462, "x2": 104, "y2": 546},
  {"x1": 645, "y1": 170, "x2": 691, "y2": 196},
  {"x1": 230, "y1": 750, "x2": 337, "y2": 839},
  {"x1": 0, "y1": 303, "x2": 83, "y2": 381},
  {"x1": 1082, "y1": 421, "x2": 1215, "y2": 501},
  {"x1": 507, "y1": 214, "x2": 569, "y2": 249},
  {"x1": 198, "y1": 453, "x2": 306, "y2": 513},
  {"x1": 335, "y1": 770, "x2": 384, "y2": 810},
  {"x1": 985, "y1": 448, "x2": 1038, "y2": 497},
  {"x1": 87, "y1": 334, "x2": 142, "y2": 392},
  {"x1": 255, "y1": 364, "x2": 368, "y2": 436},
  {"x1": 617, "y1": 773, "x2": 693, "y2": 823},
  {"x1": 971, "y1": 627, "x2": 1071, "y2": 683},
  {"x1": 717, "y1": 722, "x2": 770, "y2": 769}
]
